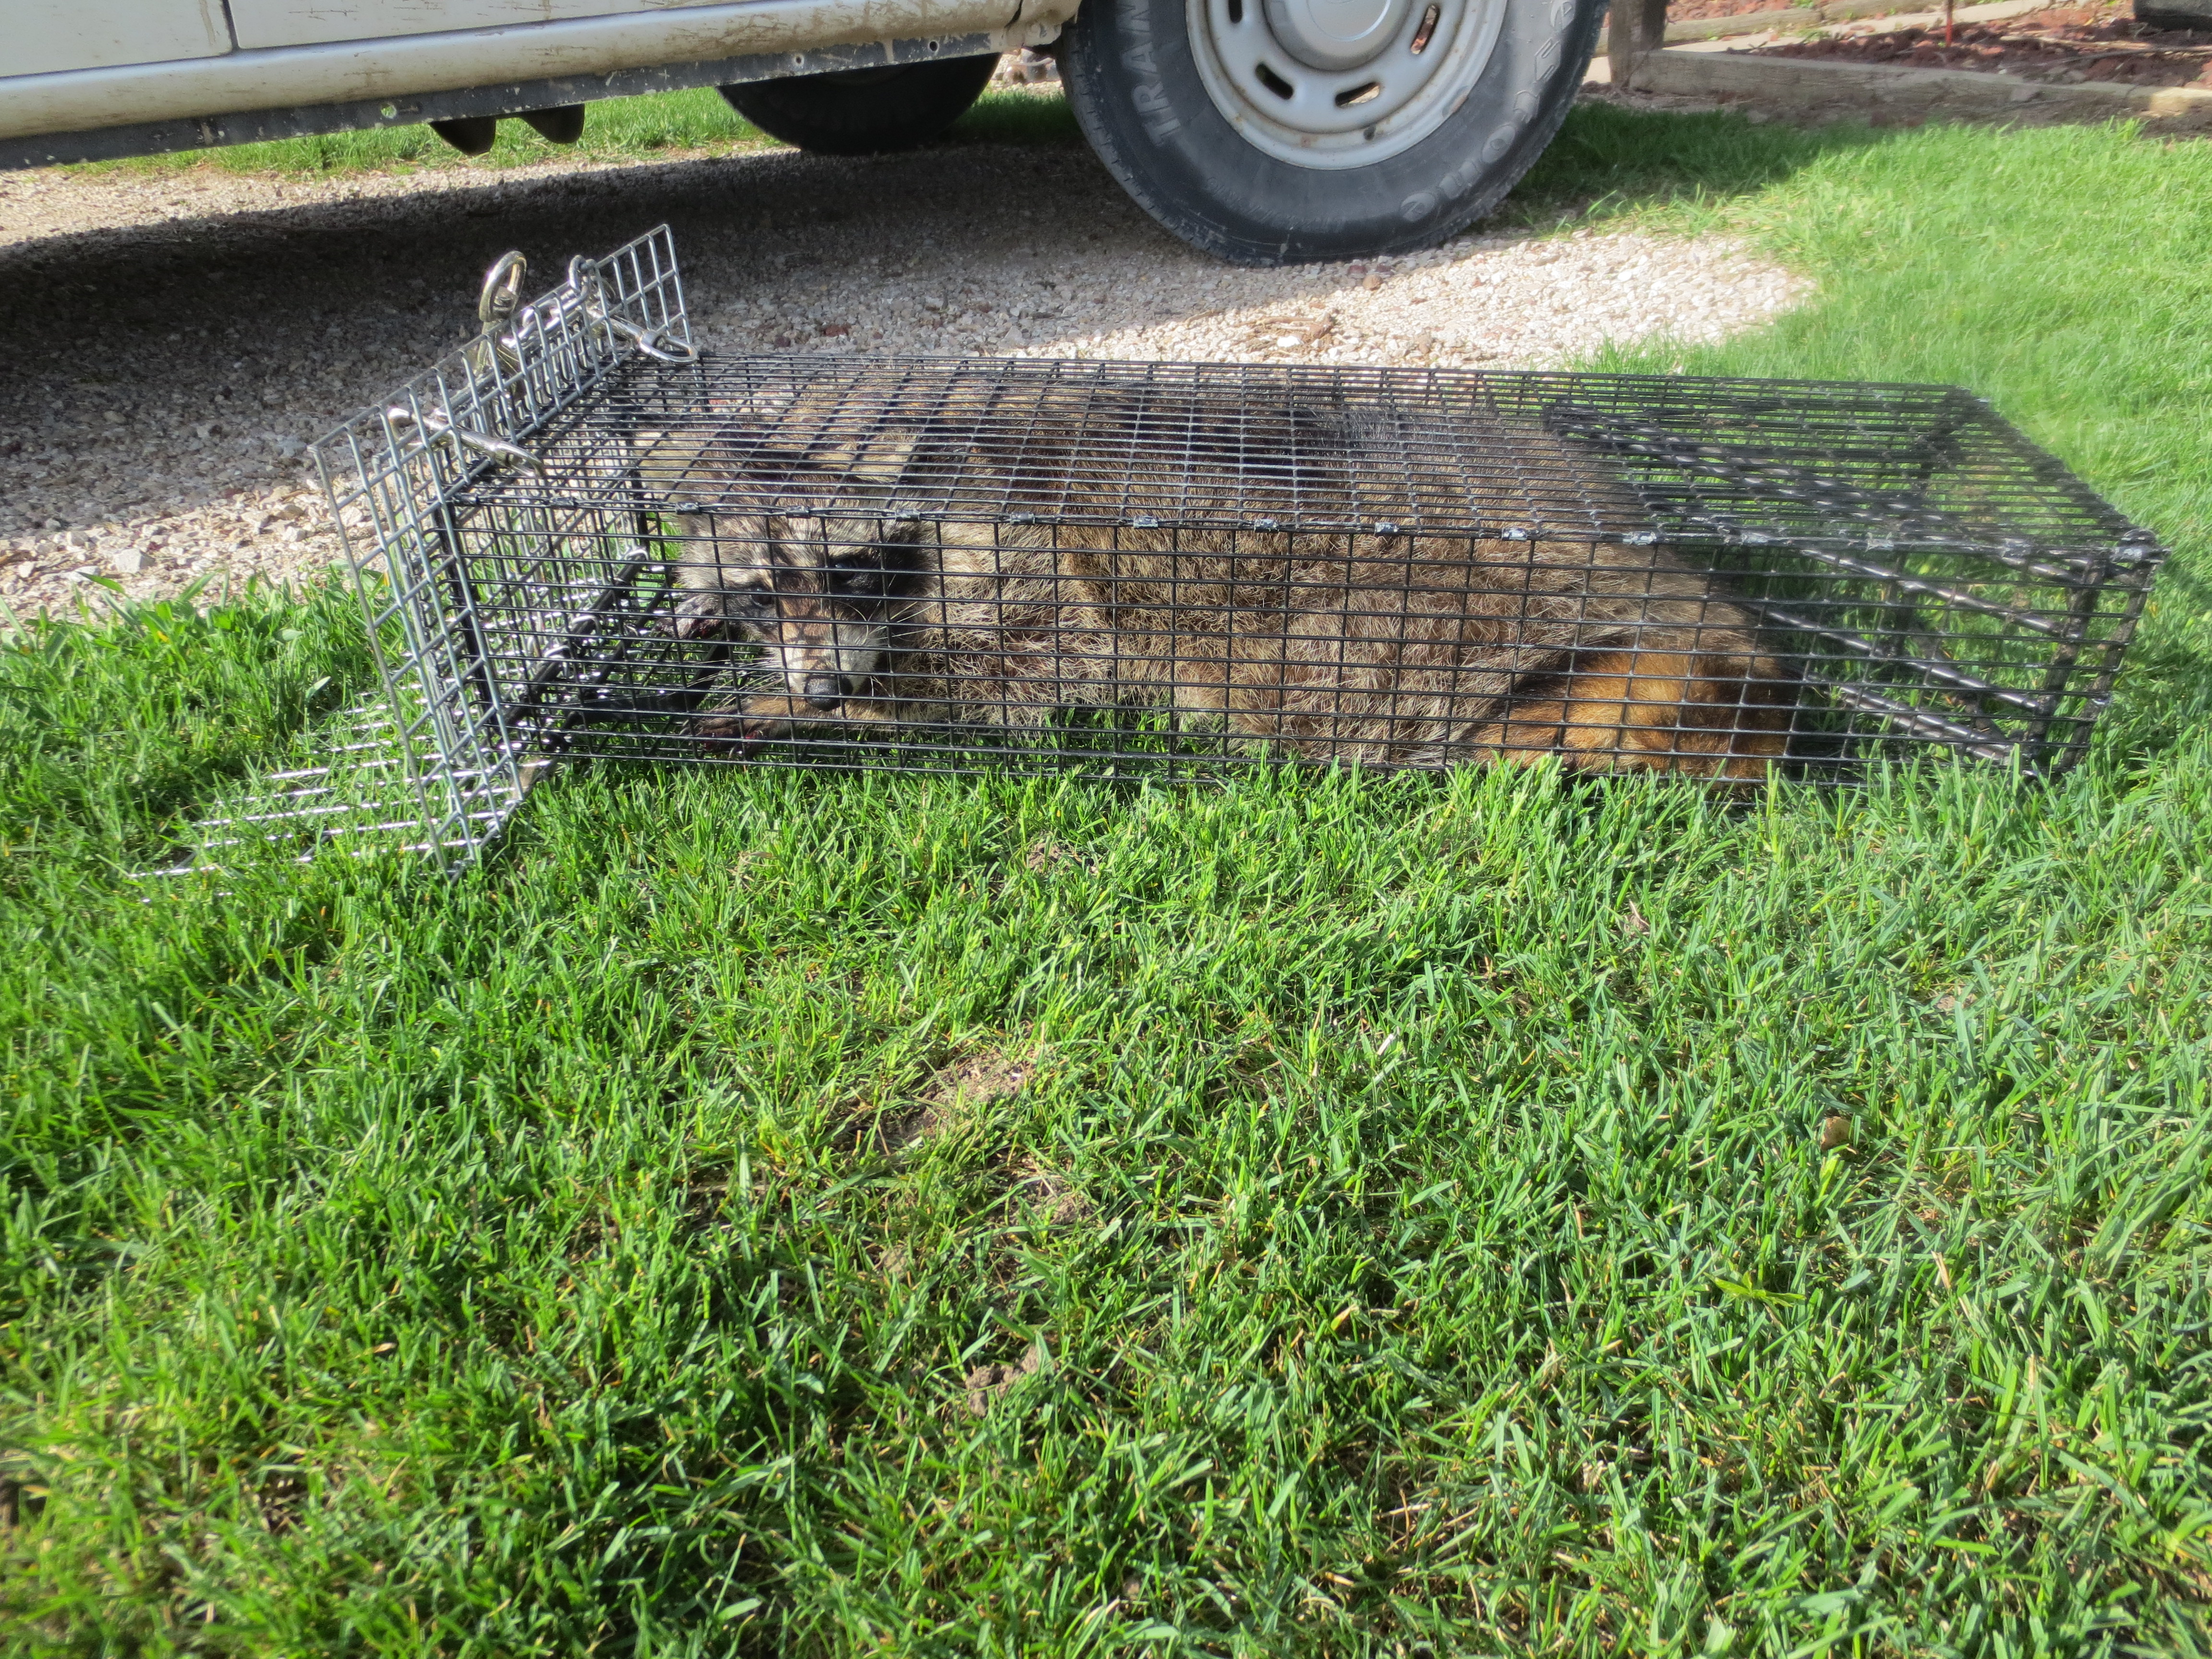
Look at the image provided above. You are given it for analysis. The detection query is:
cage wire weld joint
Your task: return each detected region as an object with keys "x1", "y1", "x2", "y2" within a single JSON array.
[{"x1": 159, "y1": 226, "x2": 2168, "y2": 878}]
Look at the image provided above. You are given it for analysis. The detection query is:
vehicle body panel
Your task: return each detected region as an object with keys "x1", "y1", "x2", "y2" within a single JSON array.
[
  {"x1": 12, "y1": 0, "x2": 231, "y2": 76},
  {"x1": 0, "y1": 0, "x2": 1070, "y2": 145},
  {"x1": 232, "y1": 0, "x2": 751, "y2": 52}
]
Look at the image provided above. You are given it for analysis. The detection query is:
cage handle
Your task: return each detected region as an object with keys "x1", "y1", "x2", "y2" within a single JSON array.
[
  {"x1": 479, "y1": 252, "x2": 528, "y2": 333},
  {"x1": 465, "y1": 252, "x2": 535, "y2": 383}
]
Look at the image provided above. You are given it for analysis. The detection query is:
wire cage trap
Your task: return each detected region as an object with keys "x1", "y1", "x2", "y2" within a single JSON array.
[{"x1": 175, "y1": 225, "x2": 2167, "y2": 873}]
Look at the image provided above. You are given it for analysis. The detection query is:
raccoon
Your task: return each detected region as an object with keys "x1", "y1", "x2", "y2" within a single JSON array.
[{"x1": 633, "y1": 374, "x2": 1798, "y2": 779}]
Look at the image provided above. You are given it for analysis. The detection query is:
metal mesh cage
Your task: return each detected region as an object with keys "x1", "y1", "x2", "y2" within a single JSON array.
[{"x1": 170, "y1": 226, "x2": 2166, "y2": 873}]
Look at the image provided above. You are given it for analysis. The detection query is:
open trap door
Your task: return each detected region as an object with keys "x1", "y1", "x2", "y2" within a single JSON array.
[{"x1": 167, "y1": 226, "x2": 2167, "y2": 875}]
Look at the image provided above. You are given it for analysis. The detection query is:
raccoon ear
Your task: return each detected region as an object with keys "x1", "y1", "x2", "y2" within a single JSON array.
[
  {"x1": 670, "y1": 513, "x2": 720, "y2": 565},
  {"x1": 876, "y1": 516, "x2": 932, "y2": 577}
]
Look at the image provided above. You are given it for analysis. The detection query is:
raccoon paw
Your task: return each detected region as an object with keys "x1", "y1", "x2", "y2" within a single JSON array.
[
  {"x1": 693, "y1": 692, "x2": 813, "y2": 758},
  {"x1": 668, "y1": 590, "x2": 733, "y2": 641},
  {"x1": 693, "y1": 712, "x2": 784, "y2": 759}
]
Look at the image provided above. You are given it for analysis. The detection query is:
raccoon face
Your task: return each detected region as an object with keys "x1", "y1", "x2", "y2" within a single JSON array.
[{"x1": 672, "y1": 512, "x2": 921, "y2": 709}]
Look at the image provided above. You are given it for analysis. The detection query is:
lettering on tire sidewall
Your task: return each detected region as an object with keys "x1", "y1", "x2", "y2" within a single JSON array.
[{"x1": 1120, "y1": 0, "x2": 1186, "y2": 144}]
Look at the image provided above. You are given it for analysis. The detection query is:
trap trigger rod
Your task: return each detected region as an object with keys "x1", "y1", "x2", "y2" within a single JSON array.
[
  {"x1": 593, "y1": 313, "x2": 699, "y2": 364},
  {"x1": 384, "y1": 405, "x2": 541, "y2": 472},
  {"x1": 563, "y1": 253, "x2": 700, "y2": 364}
]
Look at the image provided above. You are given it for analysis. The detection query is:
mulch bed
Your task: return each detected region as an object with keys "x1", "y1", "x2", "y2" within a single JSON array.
[{"x1": 1754, "y1": 0, "x2": 2212, "y2": 85}]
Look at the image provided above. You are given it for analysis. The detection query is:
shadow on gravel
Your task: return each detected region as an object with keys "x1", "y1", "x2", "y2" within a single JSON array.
[
  {"x1": 0, "y1": 135, "x2": 1145, "y2": 446},
  {"x1": 0, "y1": 100, "x2": 1876, "y2": 567},
  {"x1": 0, "y1": 99, "x2": 1884, "y2": 426}
]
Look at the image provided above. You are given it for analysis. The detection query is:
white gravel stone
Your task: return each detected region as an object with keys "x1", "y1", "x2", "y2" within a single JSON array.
[{"x1": 0, "y1": 93, "x2": 1806, "y2": 622}]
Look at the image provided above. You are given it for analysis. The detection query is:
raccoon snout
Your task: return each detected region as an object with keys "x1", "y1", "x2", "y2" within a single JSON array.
[{"x1": 801, "y1": 673, "x2": 846, "y2": 710}]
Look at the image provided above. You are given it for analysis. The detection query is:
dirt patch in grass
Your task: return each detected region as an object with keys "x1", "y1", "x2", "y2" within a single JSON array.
[
  {"x1": 1009, "y1": 1153, "x2": 1092, "y2": 1228},
  {"x1": 1022, "y1": 838, "x2": 1100, "y2": 874},
  {"x1": 1756, "y1": 2, "x2": 2212, "y2": 84},
  {"x1": 963, "y1": 1337, "x2": 1049, "y2": 1415},
  {"x1": 926, "y1": 1047, "x2": 1046, "y2": 1112},
  {"x1": 875, "y1": 1045, "x2": 1048, "y2": 1154}
]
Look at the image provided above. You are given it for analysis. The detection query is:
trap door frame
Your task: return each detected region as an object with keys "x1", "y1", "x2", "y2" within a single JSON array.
[{"x1": 310, "y1": 224, "x2": 696, "y2": 866}]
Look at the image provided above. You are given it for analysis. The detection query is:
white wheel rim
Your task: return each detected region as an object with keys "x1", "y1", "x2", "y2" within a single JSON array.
[{"x1": 1188, "y1": 0, "x2": 1510, "y2": 169}]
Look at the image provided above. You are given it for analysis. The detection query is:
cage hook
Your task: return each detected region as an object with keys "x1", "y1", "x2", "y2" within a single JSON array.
[
  {"x1": 461, "y1": 252, "x2": 534, "y2": 386},
  {"x1": 597, "y1": 313, "x2": 700, "y2": 364},
  {"x1": 564, "y1": 253, "x2": 698, "y2": 363},
  {"x1": 385, "y1": 404, "x2": 541, "y2": 472}
]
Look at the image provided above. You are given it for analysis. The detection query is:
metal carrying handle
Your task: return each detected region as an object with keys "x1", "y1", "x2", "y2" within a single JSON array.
[
  {"x1": 422, "y1": 247, "x2": 698, "y2": 472},
  {"x1": 479, "y1": 251, "x2": 528, "y2": 333},
  {"x1": 469, "y1": 251, "x2": 532, "y2": 382}
]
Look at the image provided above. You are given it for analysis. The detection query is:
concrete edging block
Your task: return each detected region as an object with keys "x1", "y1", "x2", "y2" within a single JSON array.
[{"x1": 1634, "y1": 46, "x2": 2212, "y2": 129}]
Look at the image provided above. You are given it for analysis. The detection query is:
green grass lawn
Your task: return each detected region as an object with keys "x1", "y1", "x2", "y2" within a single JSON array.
[{"x1": 7, "y1": 107, "x2": 2212, "y2": 1656}]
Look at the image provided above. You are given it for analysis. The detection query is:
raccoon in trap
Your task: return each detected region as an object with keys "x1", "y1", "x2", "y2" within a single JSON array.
[
  {"x1": 182, "y1": 228, "x2": 2164, "y2": 878},
  {"x1": 633, "y1": 369, "x2": 1802, "y2": 780}
]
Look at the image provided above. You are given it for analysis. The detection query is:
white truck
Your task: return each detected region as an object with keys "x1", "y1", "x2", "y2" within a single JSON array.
[{"x1": 1, "y1": 0, "x2": 1602, "y2": 264}]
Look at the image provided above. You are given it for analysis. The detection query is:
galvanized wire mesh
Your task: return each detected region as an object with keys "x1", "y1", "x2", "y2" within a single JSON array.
[
  {"x1": 171, "y1": 226, "x2": 2166, "y2": 874},
  {"x1": 162, "y1": 226, "x2": 693, "y2": 872}
]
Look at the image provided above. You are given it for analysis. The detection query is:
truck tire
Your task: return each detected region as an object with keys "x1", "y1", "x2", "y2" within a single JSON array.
[
  {"x1": 1058, "y1": 0, "x2": 1603, "y2": 264},
  {"x1": 720, "y1": 54, "x2": 1000, "y2": 155}
]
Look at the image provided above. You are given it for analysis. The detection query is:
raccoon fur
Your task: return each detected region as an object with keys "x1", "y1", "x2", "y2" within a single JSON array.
[{"x1": 632, "y1": 373, "x2": 1797, "y2": 778}]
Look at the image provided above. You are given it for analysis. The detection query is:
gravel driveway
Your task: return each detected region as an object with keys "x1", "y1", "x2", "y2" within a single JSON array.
[{"x1": 0, "y1": 93, "x2": 1807, "y2": 620}]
